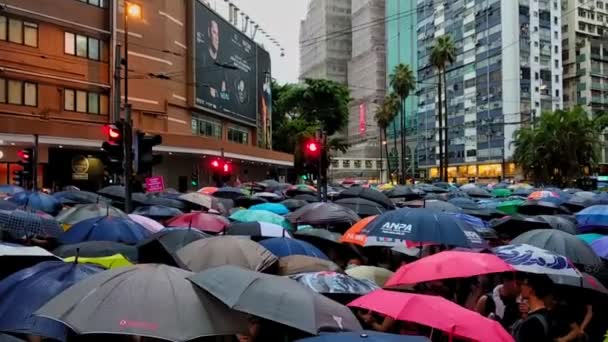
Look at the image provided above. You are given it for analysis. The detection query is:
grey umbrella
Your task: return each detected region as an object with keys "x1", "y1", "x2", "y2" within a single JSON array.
[
  {"x1": 512, "y1": 229, "x2": 602, "y2": 267},
  {"x1": 277, "y1": 255, "x2": 343, "y2": 276},
  {"x1": 35, "y1": 264, "x2": 247, "y2": 341},
  {"x1": 287, "y1": 203, "x2": 361, "y2": 227},
  {"x1": 334, "y1": 197, "x2": 386, "y2": 217},
  {"x1": 175, "y1": 236, "x2": 278, "y2": 272},
  {"x1": 0, "y1": 209, "x2": 63, "y2": 239},
  {"x1": 462, "y1": 186, "x2": 492, "y2": 198},
  {"x1": 56, "y1": 203, "x2": 126, "y2": 226},
  {"x1": 187, "y1": 265, "x2": 362, "y2": 335},
  {"x1": 420, "y1": 200, "x2": 463, "y2": 213},
  {"x1": 536, "y1": 215, "x2": 577, "y2": 235}
]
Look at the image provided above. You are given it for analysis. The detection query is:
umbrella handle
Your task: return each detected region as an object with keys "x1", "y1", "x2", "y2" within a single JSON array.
[{"x1": 74, "y1": 247, "x2": 80, "y2": 264}]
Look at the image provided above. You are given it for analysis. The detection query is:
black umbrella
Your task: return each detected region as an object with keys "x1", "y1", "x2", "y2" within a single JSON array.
[
  {"x1": 448, "y1": 198, "x2": 479, "y2": 210},
  {"x1": 563, "y1": 196, "x2": 600, "y2": 213},
  {"x1": 234, "y1": 196, "x2": 267, "y2": 208},
  {"x1": 294, "y1": 194, "x2": 320, "y2": 203},
  {"x1": 420, "y1": 200, "x2": 462, "y2": 213},
  {"x1": 490, "y1": 214, "x2": 552, "y2": 239},
  {"x1": 287, "y1": 202, "x2": 361, "y2": 228},
  {"x1": 1, "y1": 243, "x2": 61, "y2": 280},
  {"x1": 536, "y1": 215, "x2": 577, "y2": 235},
  {"x1": 338, "y1": 187, "x2": 394, "y2": 210},
  {"x1": 462, "y1": 186, "x2": 492, "y2": 198},
  {"x1": 143, "y1": 196, "x2": 187, "y2": 210},
  {"x1": 415, "y1": 184, "x2": 448, "y2": 193},
  {"x1": 53, "y1": 241, "x2": 138, "y2": 261},
  {"x1": 516, "y1": 200, "x2": 571, "y2": 216},
  {"x1": 512, "y1": 229, "x2": 602, "y2": 267},
  {"x1": 133, "y1": 205, "x2": 183, "y2": 220},
  {"x1": 36, "y1": 264, "x2": 248, "y2": 341},
  {"x1": 334, "y1": 197, "x2": 387, "y2": 217},
  {"x1": 137, "y1": 229, "x2": 210, "y2": 266},
  {"x1": 448, "y1": 198, "x2": 504, "y2": 219},
  {"x1": 52, "y1": 190, "x2": 110, "y2": 205},
  {"x1": 187, "y1": 265, "x2": 362, "y2": 335},
  {"x1": 384, "y1": 186, "x2": 422, "y2": 200},
  {"x1": 97, "y1": 185, "x2": 126, "y2": 200},
  {"x1": 294, "y1": 228, "x2": 342, "y2": 244},
  {"x1": 281, "y1": 199, "x2": 309, "y2": 212}
]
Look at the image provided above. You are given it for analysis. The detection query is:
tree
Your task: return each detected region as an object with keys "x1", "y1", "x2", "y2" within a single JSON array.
[
  {"x1": 375, "y1": 93, "x2": 400, "y2": 184},
  {"x1": 512, "y1": 107, "x2": 607, "y2": 186},
  {"x1": 389, "y1": 63, "x2": 417, "y2": 184},
  {"x1": 430, "y1": 35, "x2": 455, "y2": 181}
]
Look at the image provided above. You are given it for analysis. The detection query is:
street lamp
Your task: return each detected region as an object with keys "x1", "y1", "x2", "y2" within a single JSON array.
[{"x1": 126, "y1": 3, "x2": 142, "y2": 19}]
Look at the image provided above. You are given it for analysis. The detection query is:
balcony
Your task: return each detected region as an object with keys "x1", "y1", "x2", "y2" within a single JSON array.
[
  {"x1": 577, "y1": 68, "x2": 587, "y2": 76},
  {"x1": 592, "y1": 82, "x2": 605, "y2": 91},
  {"x1": 578, "y1": 82, "x2": 587, "y2": 91},
  {"x1": 578, "y1": 97, "x2": 588, "y2": 105},
  {"x1": 591, "y1": 96, "x2": 608, "y2": 104},
  {"x1": 577, "y1": 54, "x2": 587, "y2": 62}
]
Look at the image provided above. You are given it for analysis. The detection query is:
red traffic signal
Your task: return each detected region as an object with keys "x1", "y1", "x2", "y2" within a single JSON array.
[
  {"x1": 306, "y1": 142, "x2": 319, "y2": 153},
  {"x1": 304, "y1": 139, "x2": 321, "y2": 157},
  {"x1": 222, "y1": 162, "x2": 231, "y2": 174},
  {"x1": 103, "y1": 124, "x2": 122, "y2": 144},
  {"x1": 211, "y1": 159, "x2": 220, "y2": 168},
  {"x1": 17, "y1": 149, "x2": 31, "y2": 161}
]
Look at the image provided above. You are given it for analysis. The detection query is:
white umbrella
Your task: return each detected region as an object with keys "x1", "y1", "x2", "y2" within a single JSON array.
[
  {"x1": 493, "y1": 244, "x2": 582, "y2": 278},
  {"x1": 128, "y1": 214, "x2": 164, "y2": 234}
]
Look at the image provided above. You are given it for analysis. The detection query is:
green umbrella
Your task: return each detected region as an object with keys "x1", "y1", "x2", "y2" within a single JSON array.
[
  {"x1": 492, "y1": 188, "x2": 512, "y2": 198},
  {"x1": 495, "y1": 199, "x2": 524, "y2": 215},
  {"x1": 577, "y1": 233, "x2": 605, "y2": 244},
  {"x1": 230, "y1": 209, "x2": 293, "y2": 230}
]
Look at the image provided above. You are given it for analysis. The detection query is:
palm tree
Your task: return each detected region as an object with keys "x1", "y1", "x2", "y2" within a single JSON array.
[
  {"x1": 390, "y1": 64, "x2": 417, "y2": 184},
  {"x1": 375, "y1": 94, "x2": 399, "y2": 184},
  {"x1": 430, "y1": 35, "x2": 455, "y2": 181}
]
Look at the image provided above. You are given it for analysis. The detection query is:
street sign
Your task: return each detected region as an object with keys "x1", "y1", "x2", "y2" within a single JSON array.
[{"x1": 145, "y1": 176, "x2": 165, "y2": 193}]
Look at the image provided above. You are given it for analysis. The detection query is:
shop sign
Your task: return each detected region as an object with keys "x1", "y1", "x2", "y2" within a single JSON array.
[{"x1": 145, "y1": 176, "x2": 165, "y2": 193}]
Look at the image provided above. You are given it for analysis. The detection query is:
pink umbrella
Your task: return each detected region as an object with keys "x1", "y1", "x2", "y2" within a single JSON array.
[
  {"x1": 128, "y1": 214, "x2": 164, "y2": 234},
  {"x1": 348, "y1": 290, "x2": 514, "y2": 342},
  {"x1": 165, "y1": 212, "x2": 230, "y2": 233},
  {"x1": 386, "y1": 251, "x2": 514, "y2": 287}
]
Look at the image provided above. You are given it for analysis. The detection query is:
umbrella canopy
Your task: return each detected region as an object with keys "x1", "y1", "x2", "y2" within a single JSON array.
[
  {"x1": 516, "y1": 200, "x2": 571, "y2": 216},
  {"x1": 58, "y1": 216, "x2": 150, "y2": 245},
  {"x1": 490, "y1": 214, "x2": 553, "y2": 238},
  {"x1": 250, "y1": 202, "x2": 290, "y2": 215},
  {"x1": 143, "y1": 195, "x2": 187, "y2": 210},
  {"x1": 536, "y1": 215, "x2": 577, "y2": 234},
  {"x1": 53, "y1": 241, "x2": 137, "y2": 262},
  {"x1": 63, "y1": 254, "x2": 133, "y2": 269},
  {"x1": 188, "y1": 265, "x2": 361, "y2": 335},
  {"x1": 511, "y1": 230, "x2": 602, "y2": 267},
  {"x1": 512, "y1": 188, "x2": 535, "y2": 197},
  {"x1": 165, "y1": 212, "x2": 230, "y2": 234},
  {"x1": 492, "y1": 188, "x2": 512, "y2": 198},
  {"x1": 277, "y1": 255, "x2": 342, "y2": 276},
  {"x1": 133, "y1": 205, "x2": 183, "y2": 220},
  {"x1": 0, "y1": 261, "x2": 102, "y2": 341},
  {"x1": 384, "y1": 186, "x2": 422, "y2": 200},
  {"x1": 176, "y1": 236, "x2": 278, "y2": 272},
  {"x1": 213, "y1": 186, "x2": 248, "y2": 200},
  {"x1": 528, "y1": 190, "x2": 561, "y2": 201},
  {"x1": 97, "y1": 185, "x2": 132, "y2": 200},
  {"x1": 508, "y1": 183, "x2": 533, "y2": 190},
  {"x1": 462, "y1": 187, "x2": 492, "y2": 198},
  {"x1": 52, "y1": 190, "x2": 110, "y2": 205},
  {"x1": 564, "y1": 196, "x2": 600, "y2": 213},
  {"x1": 337, "y1": 187, "x2": 394, "y2": 209},
  {"x1": 230, "y1": 209, "x2": 293, "y2": 230},
  {"x1": 345, "y1": 208, "x2": 485, "y2": 248},
  {"x1": 577, "y1": 233, "x2": 605, "y2": 244},
  {"x1": 0, "y1": 209, "x2": 63, "y2": 239},
  {"x1": 198, "y1": 186, "x2": 218, "y2": 195},
  {"x1": 548, "y1": 272, "x2": 608, "y2": 296},
  {"x1": 590, "y1": 236, "x2": 608, "y2": 259},
  {"x1": 493, "y1": 199, "x2": 525, "y2": 215},
  {"x1": 8, "y1": 192, "x2": 61, "y2": 215},
  {"x1": 178, "y1": 192, "x2": 225, "y2": 213},
  {"x1": 294, "y1": 228, "x2": 342, "y2": 244},
  {"x1": 341, "y1": 215, "x2": 390, "y2": 247},
  {"x1": 294, "y1": 194, "x2": 321, "y2": 202},
  {"x1": 252, "y1": 192, "x2": 283, "y2": 202},
  {"x1": 259, "y1": 237, "x2": 329, "y2": 259},
  {"x1": 448, "y1": 197, "x2": 479, "y2": 210},
  {"x1": 286, "y1": 184, "x2": 318, "y2": 197},
  {"x1": 345, "y1": 266, "x2": 394, "y2": 287},
  {"x1": 348, "y1": 290, "x2": 514, "y2": 342},
  {"x1": 137, "y1": 228, "x2": 210, "y2": 266},
  {"x1": 0, "y1": 243, "x2": 61, "y2": 280},
  {"x1": 128, "y1": 214, "x2": 164, "y2": 234},
  {"x1": 281, "y1": 199, "x2": 309, "y2": 212},
  {"x1": 493, "y1": 244, "x2": 582, "y2": 278},
  {"x1": 0, "y1": 185, "x2": 24, "y2": 197},
  {"x1": 225, "y1": 221, "x2": 293, "y2": 239},
  {"x1": 0, "y1": 200, "x2": 18, "y2": 211},
  {"x1": 451, "y1": 213, "x2": 498, "y2": 240},
  {"x1": 334, "y1": 197, "x2": 387, "y2": 217},
  {"x1": 36, "y1": 264, "x2": 247, "y2": 341},
  {"x1": 575, "y1": 205, "x2": 608, "y2": 232},
  {"x1": 287, "y1": 203, "x2": 361, "y2": 227},
  {"x1": 296, "y1": 331, "x2": 428, "y2": 342},
  {"x1": 415, "y1": 184, "x2": 447, "y2": 194},
  {"x1": 386, "y1": 251, "x2": 514, "y2": 287},
  {"x1": 234, "y1": 196, "x2": 268, "y2": 208},
  {"x1": 417, "y1": 199, "x2": 462, "y2": 213},
  {"x1": 56, "y1": 203, "x2": 126, "y2": 227},
  {"x1": 290, "y1": 271, "x2": 379, "y2": 295}
]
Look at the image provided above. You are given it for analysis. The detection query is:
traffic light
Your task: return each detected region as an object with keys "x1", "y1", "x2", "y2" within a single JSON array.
[
  {"x1": 305, "y1": 140, "x2": 320, "y2": 157},
  {"x1": 210, "y1": 158, "x2": 232, "y2": 186},
  {"x1": 191, "y1": 169, "x2": 199, "y2": 187},
  {"x1": 303, "y1": 138, "x2": 322, "y2": 176},
  {"x1": 135, "y1": 131, "x2": 163, "y2": 176},
  {"x1": 13, "y1": 148, "x2": 33, "y2": 187},
  {"x1": 102, "y1": 122, "x2": 125, "y2": 175}
]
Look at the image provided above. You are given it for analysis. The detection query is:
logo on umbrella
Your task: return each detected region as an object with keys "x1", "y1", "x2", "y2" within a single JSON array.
[
  {"x1": 464, "y1": 231, "x2": 483, "y2": 244},
  {"x1": 380, "y1": 222, "x2": 412, "y2": 236}
]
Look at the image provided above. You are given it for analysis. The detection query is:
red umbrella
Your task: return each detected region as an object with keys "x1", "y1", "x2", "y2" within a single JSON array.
[
  {"x1": 348, "y1": 290, "x2": 514, "y2": 342},
  {"x1": 165, "y1": 212, "x2": 229, "y2": 234},
  {"x1": 386, "y1": 251, "x2": 515, "y2": 287}
]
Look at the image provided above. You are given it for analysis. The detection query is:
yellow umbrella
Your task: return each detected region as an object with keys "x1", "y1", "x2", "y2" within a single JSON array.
[
  {"x1": 63, "y1": 253, "x2": 133, "y2": 269},
  {"x1": 378, "y1": 183, "x2": 394, "y2": 191}
]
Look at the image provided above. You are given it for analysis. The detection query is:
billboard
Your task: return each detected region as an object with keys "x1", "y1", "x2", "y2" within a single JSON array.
[
  {"x1": 257, "y1": 47, "x2": 272, "y2": 148},
  {"x1": 194, "y1": 1, "x2": 260, "y2": 124}
]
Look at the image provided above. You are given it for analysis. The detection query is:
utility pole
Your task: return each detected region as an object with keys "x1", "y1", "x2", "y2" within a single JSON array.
[
  {"x1": 33, "y1": 134, "x2": 38, "y2": 191},
  {"x1": 113, "y1": 45, "x2": 122, "y2": 123}
]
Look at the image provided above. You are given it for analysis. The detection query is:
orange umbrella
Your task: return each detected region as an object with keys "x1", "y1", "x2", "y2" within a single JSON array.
[
  {"x1": 340, "y1": 215, "x2": 377, "y2": 246},
  {"x1": 198, "y1": 187, "x2": 218, "y2": 195}
]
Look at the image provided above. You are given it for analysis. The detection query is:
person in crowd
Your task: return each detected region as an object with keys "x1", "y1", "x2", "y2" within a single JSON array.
[
  {"x1": 357, "y1": 310, "x2": 398, "y2": 333},
  {"x1": 511, "y1": 275, "x2": 553, "y2": 342},
  {"x1": 546, "y1": 294, "x2": 592, "y2": 342},
  {"x1": 475, "y1": 273, "x2": 520, "y2": 328}
]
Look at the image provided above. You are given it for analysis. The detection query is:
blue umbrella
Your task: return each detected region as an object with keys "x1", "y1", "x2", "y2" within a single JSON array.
[
  {"x1": 259, "y1": 237, "x2": 329, "y2": 259},
  {"x1": 0, "y1": 200, "x2": 18, "y2": 211},
  {"x1": 296, "y1": 332, "x2": 429, "y2": 342},
  {"x1": 0, "y1": 185, "x2": 24, "y2": 196},
  {"x1": 0, "y1": 210, "x2": 63, "y2": 239},
  {"x1": 8, "y1": 192, "x2": 61, "y2": 216},
  {"x1": 250, "y1": 203, "x2": 290, "y2": 215},
  {"x1": 360, "y1": 208, "x2": 486, "y2": 248},
  {"x1": 133, "y1": 205, "x2": 183, "y2": 219},
  {"x1": 451, "y1": 213, "x2": 497, "y2": 240},
  {"x1": 59, "y1": 216, "x2": 151, "y2": 245},
  {"x1": 576, "y1": 205, "x2": 608, "y2": 232},
  {"x1": 0, "y1": 260, "x2": 102, "y2": 341}
]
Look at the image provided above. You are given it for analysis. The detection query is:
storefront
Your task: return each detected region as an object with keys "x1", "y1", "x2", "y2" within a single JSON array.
[{"x1": 428, "y1": 162, "x2": 518, "y2": 184}]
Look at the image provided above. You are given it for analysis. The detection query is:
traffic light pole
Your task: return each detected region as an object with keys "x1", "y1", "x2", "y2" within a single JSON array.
[
  {"x1": 123, "y1": 10, "x2": 133, "y2": 213},
  {"x1": 33, "y1": 134, "x2": 38, "y2": 191}
]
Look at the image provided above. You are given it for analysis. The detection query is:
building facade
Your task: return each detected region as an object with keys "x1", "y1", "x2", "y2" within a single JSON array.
[
  {"x1": 0, "y1": 0, "x2": 292, "y2": 191},
  {"x1": 562, "y1": 0, "x2": 608, "y2": 164},
  {"x1": 414, "y1": 0, "x2": 563, "y2": 182}
]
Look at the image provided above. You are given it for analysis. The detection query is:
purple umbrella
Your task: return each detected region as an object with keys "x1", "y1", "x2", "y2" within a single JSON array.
[{"x1": 590, "y1": 236, "x2": 608, "y2": 259}]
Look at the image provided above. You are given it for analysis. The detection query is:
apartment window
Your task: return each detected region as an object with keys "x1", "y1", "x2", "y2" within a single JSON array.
[
  {"x1": 79, "y1": 0, "x2": 107, "y2": 7},
  {"x1": 342, "y1": 160, "x2": 350, "y2": 168},
  {"x1": 555, "y1": 75, "x2": 559, "y2": 83},
  {"x1": 192, "y1": 116, "x2": 221, "y2": 138},
  {"x1": 227, "y1": 127, "x2": 249, "y2": 145},
  {"x1": 556, "y1": 89, "x2": 560, "y2": 97},
  {"x1": 0, "y1": 16, "x2": 38, "y2": 47},
  {"x1": 599, "y1": 1, "x2": 604, "y2": 9},
  {"x1": 64, "y1": 88, "x2": 108, "y2": 114},
  {"x1": 555, "y1": 59, "x2": 559, "y2": 68},
  {"x1": 554, "y1": 45, "x2": 558, "y2": 54},
  {"x1": 0, "y1": 78, "x2": 37, "y2": 106},
  {"x1": 65, "y1": 32, "x2": 105, "y2": 61}
]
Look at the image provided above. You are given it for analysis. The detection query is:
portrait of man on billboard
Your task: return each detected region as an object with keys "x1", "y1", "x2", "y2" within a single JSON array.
[{"x1": 207, "y1": 19, "x2": 227, "y2": 99}]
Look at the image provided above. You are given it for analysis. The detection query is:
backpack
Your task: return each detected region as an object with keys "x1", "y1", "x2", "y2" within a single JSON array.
[{"x1": 511, "y1": 313, "x2": 550, "y2": 341}]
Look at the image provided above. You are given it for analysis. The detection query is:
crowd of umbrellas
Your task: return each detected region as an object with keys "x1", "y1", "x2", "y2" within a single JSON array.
[{"x1": 0, "y1": 180, "x2": 607, "y2": 341}]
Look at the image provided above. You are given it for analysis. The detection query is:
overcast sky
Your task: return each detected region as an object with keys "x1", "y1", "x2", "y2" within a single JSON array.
[{"x1": 209, "y1": 0, "x2": 309, "y2": 84}]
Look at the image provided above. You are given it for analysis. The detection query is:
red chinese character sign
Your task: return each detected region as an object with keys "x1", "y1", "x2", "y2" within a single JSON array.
[
  {"x1": 145, "y1": 176, "x2": 165, "y2": 193},
  {"x1": 359, "y1": 103, "x2": 366, "y2": 136}
]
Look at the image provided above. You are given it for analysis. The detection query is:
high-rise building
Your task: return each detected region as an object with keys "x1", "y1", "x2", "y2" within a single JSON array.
[
  {"x1": 299, "y1": 0, "x2": 352, "y2": 83},
  {"x1": 414, "y1": 0, "x2": 563, "y2": 181},
  {"x1": 562, "y1": 0, "x2": 608, "y2": 165}
]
